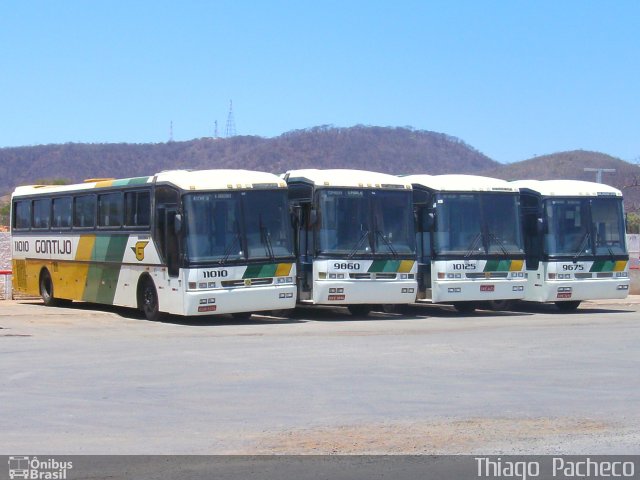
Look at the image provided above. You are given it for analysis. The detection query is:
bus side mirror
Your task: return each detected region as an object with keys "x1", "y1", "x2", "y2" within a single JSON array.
[
  {"x1": 290, "y1": 205, "x2": 301, "y2": 228},
  {"x1": 174, "y1": 213, "x2": 183, "y2": 234},
  {"x1": 424, "y1": 212, "x2": 435, "y2": 231}
]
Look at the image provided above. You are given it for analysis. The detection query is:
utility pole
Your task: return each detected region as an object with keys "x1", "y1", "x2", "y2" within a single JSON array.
[{"x1": 584, "y1": 167, "x2": 615, "y2": 183}]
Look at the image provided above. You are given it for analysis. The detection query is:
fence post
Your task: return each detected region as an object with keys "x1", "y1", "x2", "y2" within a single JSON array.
[{"x1": 0, "y1": 270, "x2": 11, "y2": 300}]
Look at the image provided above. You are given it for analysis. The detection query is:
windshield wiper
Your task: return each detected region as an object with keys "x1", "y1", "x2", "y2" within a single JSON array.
[
  {"x1": 375, "y1": 230, "x2": 398, "y2": 258},
  {"x1": 259, "y1": 217, "x2": 276, "y2": 262},
  {"x1": 348, "y1": 230, "x2": 370, "y2": 258},
  {"x1": 487, "y1": 233, "x2": 509, "y2": 255},
  {"x1": 464, "y1": 232, "x2": 484, "y2": 258},
  {"x1": 219, "y1": 221, "x2": 242, "y2": 265},
  {"x1": 572, "y1": 232, "x2": 591, "y2": 261}
]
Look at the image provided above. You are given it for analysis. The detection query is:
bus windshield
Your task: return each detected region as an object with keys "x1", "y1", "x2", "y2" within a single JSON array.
[
  {"x1": 544, "y1": 197, "x2": 626, "y2": 257},
  {"x1": 317, "y1": 189, "x2": 415, "y2": 256},
  {"x1": 434, "y1": 193, "x2": 524, "y2": 256},
  {"x1": 183, "y1": 190, "x2": 294, "y2": 264}
]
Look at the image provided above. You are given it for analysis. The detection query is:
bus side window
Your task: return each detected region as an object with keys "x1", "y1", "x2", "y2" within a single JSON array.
[
  {"x1": 125, "y1": 190, "x2": 150, "y2": 227},
  {"x1": 32, "y1": 198, "x2": 51, "y2": 229},
  {"x1": 98, "y1": 192, "x2": 123, "y2": 228},
  {"x1": 74, "y1": 195, "x2": 97, "y2": 228},
  {"x1": 52, "y1": 197, "x2": 72, "y2": 228},
  {"x1": 13, "y1": 200, "x2": 31, "y2": 230}
]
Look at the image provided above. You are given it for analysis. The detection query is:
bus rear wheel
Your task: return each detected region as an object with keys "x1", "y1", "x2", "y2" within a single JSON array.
[
  {"x1": 140, "y1": 277, "x2": 165, "y2": 321},
  {"x1": 39, "y1": 269, "x2": 56, "y2": 306},
  {"x1": 555, "y1": 300, "x2": 581, "y2": 312}
]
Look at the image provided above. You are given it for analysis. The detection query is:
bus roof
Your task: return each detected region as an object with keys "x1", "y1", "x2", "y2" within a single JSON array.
[
  {"x1": 284, "y1": 169, "x2": 412, "y2": 189},
  {"x1": 511, "y1": 179, "x2": 623, "y2": 198},
  {"x1": 12, "y1": 169, "x2": 286, "y2": 197},
  {"x1": 404, "y1": 174, "x2": 519, "y2": 193}
]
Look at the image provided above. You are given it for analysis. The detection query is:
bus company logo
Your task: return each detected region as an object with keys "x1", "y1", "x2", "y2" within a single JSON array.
[
  {"x1": 8, "y1": 456, "x2": 73, "y2": 479},
  {"x1": 131, "y1": 241, "x2": 149, "y2": 261}
]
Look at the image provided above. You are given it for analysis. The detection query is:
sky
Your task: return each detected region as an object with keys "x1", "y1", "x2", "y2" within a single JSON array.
[{"x1": 1, "y1": 0, "x2": 639, "y2": 164}]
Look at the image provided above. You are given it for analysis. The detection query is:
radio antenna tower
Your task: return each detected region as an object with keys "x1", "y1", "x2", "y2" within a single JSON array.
[
  {"x1": 225, "y1": 100, "x2": 236, "y2": 138},
  {"x1": 169, "y1": 120, "x2": 174, "y2": 143},
  {"x1": 213, "y1": 120, "x2": 219, "y2": 139}
]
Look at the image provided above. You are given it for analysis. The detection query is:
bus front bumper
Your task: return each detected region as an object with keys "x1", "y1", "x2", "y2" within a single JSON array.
[
  {"x1": 183, "y1": 285, "x2": 297, "y2": 316},
  {"x1": 524, "y1": 278, "x2": 630, "y2": 303},
  {"x1": 425, "y1": 279, "x2": 528, "y2": 304},
  {"x1": 311, "y1": 279, "x2": 418, "y2": 305}
]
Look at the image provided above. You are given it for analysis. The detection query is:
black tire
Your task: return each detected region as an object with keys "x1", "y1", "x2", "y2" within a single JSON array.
[
  {"x1": 40, "y1": 269, "x2": 58, "y2": 307},
  {"x1": 140, "y1": 277, "x2": 165, "y2": 321},
  {"x1": 270, "y1": 309, "x2": 294, "y2": 317},
  {"x1": 231, "y1": 312, "x2": 253, "y2": 320},
  {"x1": 487, "y1": 299, "x2": 513, "y2": 311},
  {"x1": 347, "y1": 304, "x2": 371, "y2": 317},
  {"x1": 453, "y1": 302, "x2": 477, "y2": 313},
  {"x1": 555, "y1": 300, "x2": 581, "y2": 312}
]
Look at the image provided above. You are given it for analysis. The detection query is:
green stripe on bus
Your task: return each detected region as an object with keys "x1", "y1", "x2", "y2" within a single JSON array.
[
  {"x1": 484, "y1": 260, "x2": 512, "y2": 272},
  {"x1": 243, "y1": 264, "x2": 278, "y2": 278},
  {"x1": 83, "y1": 235, "x2": 129, "y2": 304},
  {"x1": 367, "y1": 260, "x2": 401, "y2": 273},
  {"x1": 112, "y1": 176, "x2": 150, "y2": 187},
  {"x1": 590, "y1": 260, "x2": 615, "y2": 272}
]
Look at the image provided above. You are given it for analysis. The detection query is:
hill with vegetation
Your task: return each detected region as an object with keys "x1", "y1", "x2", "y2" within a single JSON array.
[
  {"x1": 482, "y1": 150, "x2": 640, "y2": 211},
  {"x1": 1, "y1": 128, "x2": 639, "y2": 229},
  {"x1": 0, "y1": 126, "x2": 496, "y2": 196}
]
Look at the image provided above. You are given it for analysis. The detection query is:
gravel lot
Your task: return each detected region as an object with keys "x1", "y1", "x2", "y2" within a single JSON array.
[{"x1": 1, "y1": 299, "x2": 639, "y2": 454}]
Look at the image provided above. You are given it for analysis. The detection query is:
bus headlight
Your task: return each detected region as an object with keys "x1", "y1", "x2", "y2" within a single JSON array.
[{"x1": 616, "y1": 272, "x2": 628, "y2": 278}]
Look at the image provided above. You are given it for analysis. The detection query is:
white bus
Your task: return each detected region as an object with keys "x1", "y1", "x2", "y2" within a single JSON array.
[
  {"x1": 283, "y1": 169, "x2": 418, "y2": 316},
  {"x1": 513, "y1": 179, "x2": 630, "y2": 310},
  {"x1": 404, "y1": 175, "x2": 527, "y2": 312},
  {"x1": 11, "y1": 169, "x2": 296, "y2": 320}
]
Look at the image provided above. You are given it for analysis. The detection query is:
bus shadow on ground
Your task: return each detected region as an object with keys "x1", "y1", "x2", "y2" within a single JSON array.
[
  {"x1": 402, "y1": 303, "x2": 532, "y2": 319},
  {"x1": 42, "y1": 301, "x2": 305, "y2": 326},
  {"x1": 288, "y1": 304, "x2": 532, "y2": 322},
  {"x1": 506, "y1": 301, "x2": 635, "y2": 315}
]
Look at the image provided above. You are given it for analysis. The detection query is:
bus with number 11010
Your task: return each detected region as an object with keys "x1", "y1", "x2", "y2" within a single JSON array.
[{"x1": 11, "y1": 169, "x2": 297, "y2": 320}]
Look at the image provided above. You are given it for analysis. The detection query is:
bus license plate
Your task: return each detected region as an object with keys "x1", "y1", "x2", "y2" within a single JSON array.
[{"x1": 480, "y1": 285, "x2": 495, "y2": 292}]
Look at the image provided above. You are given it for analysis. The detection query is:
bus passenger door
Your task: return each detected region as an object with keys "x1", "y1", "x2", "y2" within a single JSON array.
[
  {"x1": 154, "y1": 187, "x2": 181, "y2": 278},
  {"x1": 296, "y1": 204, "x2": 314, "y2": 301}
]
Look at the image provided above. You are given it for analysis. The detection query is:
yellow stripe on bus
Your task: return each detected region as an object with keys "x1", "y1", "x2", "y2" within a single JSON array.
[
  {"x1": 613, "y1": 260, "x2": 628, "y2": 272},
  {"x1": 76, "y1": 235, "x2": 96, "y2": 261},
  {"x1": 398, "y1": 260, "x2": 415, "y2": 273},
  {"x1": 275, "y1": 263, "x2": 293, "y2": 276},
  {"x1": 509, "y1": 259, "x2": 524, "y2": 271}
]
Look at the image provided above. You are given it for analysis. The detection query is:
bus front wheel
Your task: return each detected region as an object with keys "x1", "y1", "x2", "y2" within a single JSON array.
[
  {"x1": 139, "y1": 277, "x2": 165, "y2": 321},
  {"x1": 555, "y1": 301, "x2": 581, "y2": 312},
  {"x1": 453, "y1": 302, "x2": 477, "y2": 314},
  {"x1": 348, "y1": 305, "x2": 371, "y2": 317}
]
